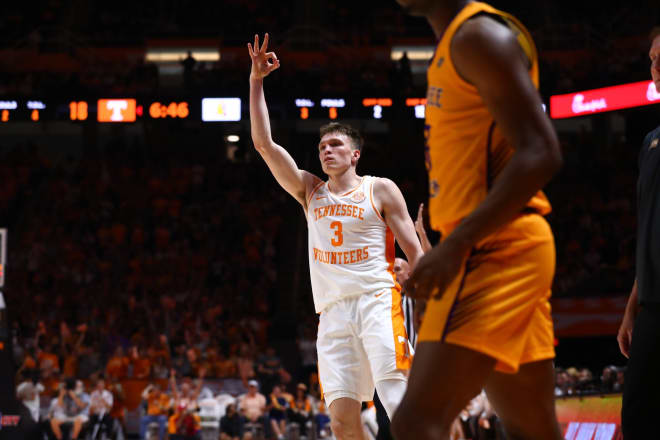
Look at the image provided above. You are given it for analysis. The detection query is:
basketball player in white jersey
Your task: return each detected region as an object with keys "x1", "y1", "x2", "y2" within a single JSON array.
[{"x1": 248, "y1": 33, "x2": 424, "y2": 440}]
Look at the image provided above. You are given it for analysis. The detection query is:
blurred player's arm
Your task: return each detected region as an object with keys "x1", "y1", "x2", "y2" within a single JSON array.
[
  {"x1": 248, "y1": 33, "x2": 321, "y2": 209},
  {"x1": 441, "y1": 16, "x2": 562, "y2": 252},
  {"x1": 374, "y1": 178, "x2": 424, "y2": 268}
]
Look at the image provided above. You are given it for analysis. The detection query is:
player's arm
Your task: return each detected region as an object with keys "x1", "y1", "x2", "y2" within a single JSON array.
[
  {"x1": 618, "y1": 279, "x2": 639, "y2": 358},
  {"x1": 442, "y1": 16, "x2": 562, "y2": 252},
  {"x1": 248, "y1": 33, "x2": 321, "y2": 208},
  {"x1": 374, "y1": 178, "x2": 424, "y2": 268}
]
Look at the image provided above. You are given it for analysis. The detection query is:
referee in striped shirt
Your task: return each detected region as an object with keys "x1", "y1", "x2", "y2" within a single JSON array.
[
  {"x1": 394, "y1": 258, "x2": 417, "y2": 348},
  {"x1": 373, "y1": 204, "x2": 432, "y2": 439}
]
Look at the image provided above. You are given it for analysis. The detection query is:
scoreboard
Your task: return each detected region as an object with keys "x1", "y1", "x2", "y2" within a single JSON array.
[
  {"x1": 0, "y1": 96, "x2": 430, "y2": 123},
  {"x1": 0, "y1": 98, "x2": 234, "y2": 123},
  {"x1": 293, "y1": 97, "x2": 426, "y2": 121}
]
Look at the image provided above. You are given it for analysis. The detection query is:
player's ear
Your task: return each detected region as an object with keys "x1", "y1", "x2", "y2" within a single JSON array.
[{"x1": 352, "y1": 149, "x2": 361, "y2": 163}]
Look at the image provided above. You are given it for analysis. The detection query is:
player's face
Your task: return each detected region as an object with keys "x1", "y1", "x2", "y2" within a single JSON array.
[
  {"x1": 393, "y1": 258, "x2": 410, "y2": 284},
  {"x1": 318, "y1": 133, "x2": 359, "y2": 175},
  {"x1": 651, "y1": 36, "x2": 660, "y2": 91}
]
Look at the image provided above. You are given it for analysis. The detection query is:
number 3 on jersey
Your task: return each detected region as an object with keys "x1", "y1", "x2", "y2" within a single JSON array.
[{"x1": 330, "y1": 221, "x2": 343, "y2": 246}]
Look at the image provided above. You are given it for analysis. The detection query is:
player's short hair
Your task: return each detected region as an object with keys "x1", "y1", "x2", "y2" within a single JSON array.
[
  {"x1": 650, "y1": 26, "x2": 660, "y2": 42},
  {"x1": 319, "y1": 122, "x2": 364, "y2": 151}
]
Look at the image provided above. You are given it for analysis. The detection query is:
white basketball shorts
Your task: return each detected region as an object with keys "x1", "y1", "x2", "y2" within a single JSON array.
[{"x1": 317, "y1": 288, "x2": 413, "y2": 406}]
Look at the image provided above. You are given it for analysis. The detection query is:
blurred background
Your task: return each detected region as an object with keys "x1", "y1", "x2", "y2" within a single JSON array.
[{"x1": 1, "y1": 1, "x2": 659, "y2": 439}]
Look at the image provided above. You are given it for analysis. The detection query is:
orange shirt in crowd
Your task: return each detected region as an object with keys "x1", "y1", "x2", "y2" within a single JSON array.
[
  {"x1": 132, "y1": 356, "x2": 151, "y2": 379},
  {"x1": 62, "y1": 354, "x2": 78, "y2": 377},
  {"x1": 22, "y1": 355, "x2": 37, "y2": 370},
  {"x1": 168, "y1": 412, "x2": 201, "y2": 435},
  {"x1": 38, "y1": 352, "x2": 60, "y2": 372},
  {"x1": 147, "y1": 393, "x2": 171, "y2": 416},
  {"x1": 109, "y1": 384, "x2": 126, "y2": 421},
  {"x1": 214, "y1": 359, "x2": 237, "y2": 378},
  {"x1": 106, "y1": 356, "x2": 130, "y2": 379}
]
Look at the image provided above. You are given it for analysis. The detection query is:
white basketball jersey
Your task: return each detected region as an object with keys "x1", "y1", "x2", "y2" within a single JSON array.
[{"x1": 307, "y1": 175, "x2": 397, "y2": 313}]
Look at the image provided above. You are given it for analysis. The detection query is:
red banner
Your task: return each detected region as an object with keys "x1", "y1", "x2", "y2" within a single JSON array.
[
  {"x1": 550, "y1": 80, "x2": 660, "y2": 119},
  {"x1": 551, "y1": 296, "x2": 627, "y2": 337}
]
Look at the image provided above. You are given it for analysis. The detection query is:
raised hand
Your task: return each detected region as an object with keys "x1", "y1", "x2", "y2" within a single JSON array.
[
  {"x1": 414, "y1": 203, "x2": 433, "y2": 253},
  {"x1": 248, "y1": 33, "x2": 280, "y2": 80}
]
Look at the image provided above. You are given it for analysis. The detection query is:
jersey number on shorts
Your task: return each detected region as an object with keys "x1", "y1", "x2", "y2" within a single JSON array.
[{"x1": 330, "y1": 221, "x2": 343, "y2": 246}]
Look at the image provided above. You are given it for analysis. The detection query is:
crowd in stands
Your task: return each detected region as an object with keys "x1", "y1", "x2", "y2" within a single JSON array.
[
  {"x1": 1, "y1": 1, "x2": 656, "y2": 47},
  {"x1": 554, "y1": 365, "x2": 625, "y2": 397},
  {"x1": 1, "y1": 138, "x2": 315, "y2": 437},
  {"x1": 546, "y1": 136, "x2": 638, "y2": 297},
  {"x1": 1, "y1": 125, "x2": 639, "y2": 439},
  {"x1": 16, "y1": 369, "x2": 331, "y2": 440},
  {"x1": 0, "y1": 1, "x2": 658, "y2": 99}
]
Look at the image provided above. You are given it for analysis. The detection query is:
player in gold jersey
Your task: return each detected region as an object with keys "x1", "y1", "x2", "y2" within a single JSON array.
[{"x1": 392, "y1": 1, "x2": 563, "y2": 439}]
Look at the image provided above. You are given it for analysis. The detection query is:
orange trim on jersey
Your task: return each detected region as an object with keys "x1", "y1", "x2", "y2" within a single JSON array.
[
  {"x1": 391, "y1": 287, "x2": 412, "y2": 370},
  {"x1": 307, "y1": 181, "x2": 325, "y2": 205},
  {"x1": 385, "y1": 227, "x2": 401, "y2": 288},
  {"x1": 369, "y1": 178, "x2": 386, "y2": 223},
  {"x1": 340, "y1": 176, "x2": 365, "y2": 197}
]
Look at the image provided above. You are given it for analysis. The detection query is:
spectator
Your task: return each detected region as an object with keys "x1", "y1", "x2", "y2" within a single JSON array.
[
  {"x1": 459, "y1": 391, "x2": 498, "y2": 440},
  {"x1": 220, "y1": 403, "x2": 244, "y2": 440},
  {"x1": 297, "y1": 326, "x2": 317, "y2": 386},
  {"x1": 181, "y1": 51, "x2": 197, "y2": 90},
  {"x1": 236, "y1": 345, "x2": 256, "y2": 387},
  {"x1": 268, "y1": 384, "x2": 290, "y2": 439},
  {"x1": 37, "y1": 340, "x2": 60, "y2": 377},
  {"x1": 108, "y1": 377, "x2": 127, "y2": 435},
  {"x1": 169, "y1": 404, "x2": 201, "y2": 440},
  {"x1": 213, "y1": 349, "x2": 238, "y2": 378},
  {"x1": 238, "y1": 380, "x2": 267, "y2": 433},
  {"x1": 256, "y1": 347, "x2": 289, "y2": 395},
  {"x1": 313, "y1": 399, "x2": 331, "y2": 438},
  {"x1": 555, "y1": 368, "x2": 571, "y2": 396},
  {"x1": 88, "y1": 378, "x2": 114, "y2": 438},
  {"x1": 16, "y1": 379, "x2": 44, "y2": 424},
  {"x1": 600, "y1": 366, "x2": 617, "y2": 393},
  {"x1": 130, "y1": 345, "x2": 152, "y2": 379},
  {"x1": 288, "y1": 383, "x2": 312, "y2": 437},
  {"x1": 106, "y1": 347, "x2": 130, "y2": 380},
  {"x1": 49, "y1": 379, "x2": 89, "y2": 440},
  {"x1": 75, "y1": 380, "x2": 92, "y2": 420},
  {"x1": 140, "y1": 383, "x2": 171, "y2": 440},
  {"x1": 170, "y1": 367, "x2": 206, "y2": 413},
  {"x1": 615, "y1": 368, "x2": 625, "y2": 393}
]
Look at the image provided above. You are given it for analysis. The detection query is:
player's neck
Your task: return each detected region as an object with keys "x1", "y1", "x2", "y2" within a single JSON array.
[
  {"x1": 327, "y1": 169, "x2": 361, "y2": 195},
  {"x1": 427, "y1": 0, "x2": 471, "y2": 40}
]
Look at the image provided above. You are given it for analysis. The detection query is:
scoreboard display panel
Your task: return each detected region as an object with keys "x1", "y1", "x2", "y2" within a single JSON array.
[
  {"x1": 0, "y1": 98, "x2": 206, "y2": 123},
  {"x1": 0, "y1": 96, "x2": 437, "y2": 123}
]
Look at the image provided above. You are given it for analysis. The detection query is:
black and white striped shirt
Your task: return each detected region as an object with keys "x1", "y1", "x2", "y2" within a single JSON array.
[{"x1": 402, "y1": 294, "x2": 417, "y2": 348}]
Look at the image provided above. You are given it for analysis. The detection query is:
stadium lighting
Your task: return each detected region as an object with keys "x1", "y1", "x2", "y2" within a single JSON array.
[
  {"x1": 226, "y1": 135, "x2": 240, "y2": 143},
  {"x1": 390, "y1": 46, "x2": 435, "y2": 61},
  {"x1": 145, "y1": 48, "x2": 220, "y2": 63}
]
